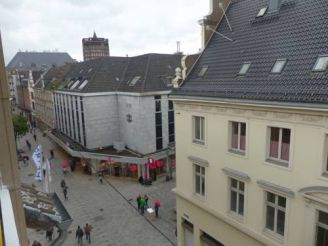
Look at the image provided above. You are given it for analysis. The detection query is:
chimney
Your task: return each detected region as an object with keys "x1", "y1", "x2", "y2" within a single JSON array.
[
  {"x1": 199, "y1": 0, "x2": 231, "y2": 50},
  {"x1": 268, "y1": 0, "x2": 282, "y2": 13}
]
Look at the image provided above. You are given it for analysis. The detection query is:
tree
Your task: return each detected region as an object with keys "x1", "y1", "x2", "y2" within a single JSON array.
[{"x1": 12, "y1": 115, "x2": 28, "y2": 143}]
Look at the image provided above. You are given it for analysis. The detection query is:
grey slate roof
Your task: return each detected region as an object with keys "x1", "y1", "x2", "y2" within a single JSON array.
[
  {"x1": 173, "y1": 0, "x2": 328, "y2": 104},
  {"x1": 58, "y1": 53, "x2": 182, "y2": 93},
  {"x1": 7, "y1": 52, "x2": 75, "y2": 70},
  {"x1": 34, "y1": 64, "x2": 72, "y2": 90}
]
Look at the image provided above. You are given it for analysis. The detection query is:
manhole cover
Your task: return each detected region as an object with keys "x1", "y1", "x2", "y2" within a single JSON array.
[{"x1": 93, "y1": 215, "x2": 104, "y2": 222}]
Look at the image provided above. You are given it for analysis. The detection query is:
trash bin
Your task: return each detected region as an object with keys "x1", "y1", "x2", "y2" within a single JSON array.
[{"x1": 147, "y1": 208, "x2": 155, "y2": 221}]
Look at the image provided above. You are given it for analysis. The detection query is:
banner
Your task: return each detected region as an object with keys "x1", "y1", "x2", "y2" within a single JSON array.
[{"x1": 32, "y1": 145, "x2": 43, "y2": 181}]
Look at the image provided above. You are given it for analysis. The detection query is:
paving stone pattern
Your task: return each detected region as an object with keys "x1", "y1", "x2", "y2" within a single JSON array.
[{"x1": 19, "y1": 129, "x2": 177, "y2": 246}]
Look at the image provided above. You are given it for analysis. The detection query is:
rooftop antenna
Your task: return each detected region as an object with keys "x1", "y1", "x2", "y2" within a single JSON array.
[
  {"x1": 219, "y1": 1, "x2": 232, "y2": 31},
  {"x1": 176, "y1": 41, "x2": 181, "y2": 53},
  {"x1": 206, "y1": 26, "x2": 233, "y2": 42}
]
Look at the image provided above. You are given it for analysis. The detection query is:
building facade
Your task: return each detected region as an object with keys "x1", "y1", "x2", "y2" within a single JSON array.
[
  {"x1": 34, "y1": 64, "x2": 72, "y2": 130},
  {"x1": 82, "y1": 32, "x2": 109, "y2": 61},
  {"x1": 50, "y1": 54, "x2": 180, "y2": 180},
  {"x1": 172, "y1": 0, "x2": 328, "y2": 245}
]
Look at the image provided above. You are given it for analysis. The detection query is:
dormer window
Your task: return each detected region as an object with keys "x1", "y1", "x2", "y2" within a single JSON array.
[
  {"x1": 70, "y1": 80, "x2": 80, "y2": 90},
  {"x1": 78, "y1": 80, "x2": 88, "y2": 90},
  {"x1": 257, "y1": 7, "x2": 267, "y2": 17},
  {"x1": 198, "y1": 65, "x2": 208, "y2": 78},
  {"x1": 271, "y1": 59, "x2": 287, "y2": 74},
  {"x1": 313, "y1": 56, "x2": 328, "y2": 72},
  {"x1": 238, "y1": 62, "x2": 251, "y2": 75}
]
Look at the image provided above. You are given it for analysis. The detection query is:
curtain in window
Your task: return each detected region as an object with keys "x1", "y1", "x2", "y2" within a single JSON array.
[
  {"x1": 231, "y1": 123, "x2": 238, "y2": 149},
  {"x1": 281, "y1": 129, "x2": 290, "y2": 161},
  {"x1": 270, "y1": 128, "x2": 279, "y2": 158}
]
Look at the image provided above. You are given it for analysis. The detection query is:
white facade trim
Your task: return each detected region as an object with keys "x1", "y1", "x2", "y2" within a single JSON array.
[{"x1": 55, "y1": 90, "x2": 171, "y2": 97}]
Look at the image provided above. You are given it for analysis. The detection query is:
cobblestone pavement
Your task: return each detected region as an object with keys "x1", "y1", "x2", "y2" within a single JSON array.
[{"x1": 18, "y1": 129, "x2": 177, "y2": 246}]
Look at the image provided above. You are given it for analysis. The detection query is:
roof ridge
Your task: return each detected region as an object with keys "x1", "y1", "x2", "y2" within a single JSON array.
[{"x1": 141, "y1": 54, "x2": 152, "y2": 92}]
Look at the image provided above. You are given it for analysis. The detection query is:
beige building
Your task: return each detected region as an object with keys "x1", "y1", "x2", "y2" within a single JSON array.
[
  {"x1": 172, "y1": 0, "x2": 328, "y2": 246},
  {"x1": 34, "y1": 64, "x2": 72, "y2": 130},
  {"x1": 82, "y1": 32, "x2": 109, "y2": 61}
]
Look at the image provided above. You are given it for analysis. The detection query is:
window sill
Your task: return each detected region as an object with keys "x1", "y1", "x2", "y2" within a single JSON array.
[
  {"x1": 265, "y1": 158, "x2": 289, "y2": 168},
  {"x1": 228, "y1": 211, "x2": 244, "y2": 224},
  {"x1": 263, "y1": 229, "x2": 284, "y2": 244},
  {"x1": 192, "y1": 139, "x2": 205, "y2": 145},
  {"x1": 228, "y1": 149, "x2": 246, "y2": 157},
  {"x1": 192, "y1": 192, "x2": 206, "y2": 203}
]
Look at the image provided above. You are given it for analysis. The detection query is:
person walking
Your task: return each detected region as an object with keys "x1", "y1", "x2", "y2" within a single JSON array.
[
  {"x1": 60, "y1": 179, "x2": 66, "y2": 189},
  {"x1": 76, "y1": 226, "x2": 84, "y2": 245},
  {"x1": 26, "y1": 140, "x2": 31, "y2": 151},
  {"x1": 140, "y1": 197, "x2": 146, "y2": 215},
  {"x1": 155, "y1": 199, "x2": 161, "y2": 218},
  {"x1": 46, "y1": 227, "x2": 53, "y2": 241},
  {"x1": 63, "y1": 186, "x2": 68, "y2": 200},
  {"x1": 144, "y1": 194, "x2": 149, "y2": 208},
  {"x1": 33, "y1": 133, "x2": 37, "y2": 142},
  {"x1": 50, "y1": 149, "x2": 54, "y2": 159},
  {"x1": 84, "y1": 223, "x2": 92, "y2": 244},
  {"x1": 136, "y1": 194, "x2": 141, "y2": 211}
]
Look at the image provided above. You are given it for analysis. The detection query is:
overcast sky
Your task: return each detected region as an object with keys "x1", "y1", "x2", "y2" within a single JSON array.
[{"x1": 0, "y1": 0, "x2": 209, "y2": 64}]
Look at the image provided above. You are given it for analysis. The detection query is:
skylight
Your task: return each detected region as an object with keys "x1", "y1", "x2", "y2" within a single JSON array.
[
  {"x1": 238, "y1": 62, "x2": 251, "y2": 75},
  {"x1": 129, "y1": 76, "x2": 141, "y2": 86},
  {"x1": 257, "y1": 7, "x2": 267, "y2": 17},
  {"x1": 70, "y1": 80, "x2": 80, "y2": 90},
  {"x1": 313, "y1": 56, "x2": 328, "y2": 72},
  {"x1": 271, "y1": 59, "x2": 287, "y2": 74},
  {"x1": 78, "y1": 80, "x2": 89, "y2": 90},
  {"x1": 198, "y1": 65, "x2": 208, "y2": 77}
]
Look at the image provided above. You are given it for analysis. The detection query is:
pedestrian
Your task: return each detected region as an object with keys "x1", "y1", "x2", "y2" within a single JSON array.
[
  {"x1": 144, "y1": 194, "x2": 149, "y2": 208},
  {"x1": 26, "y1": 140, "x2": 31, "y2": 151},
  {"x1": 63, "y1": 186, "x2": 68, "y2": 200},
  {"x1": 98, "y1": 172, "x2": 103, "y2": 184},
  {"x1": 76, "y1": 226, "x2": 84, "y2": 245},
  {"x1": 33, "y1": 134, "x2": 37, "y2": 142},
  {"x1": 136, "y1": 194, "x2": 141, "y2": 211},
  {"x1": 60, "y1": 179, "x2": 66, "y2": 189},
  {"x1": 46, "y1": 227, "x2": 53, "y2": 241},
  {"x1": 42, "y1": 159, "x2": 46, "y2": 177},
  {"x1": 84, "y1": 223, "x2": 92, "y2": 244},
  {"x1": 140, "y1": 197, "x2": 146, "y2": 215},
  {"x1": 155, "y1": 199, "x2": 161, "y2": 218},
  {"x1": 50, "y1": 149, "x2": 54, "y2": 159}
]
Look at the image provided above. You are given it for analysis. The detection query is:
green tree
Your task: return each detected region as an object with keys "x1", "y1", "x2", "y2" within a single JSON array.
[{"x1": 12, "y1": 115, "x2": 29, "y2": 143}]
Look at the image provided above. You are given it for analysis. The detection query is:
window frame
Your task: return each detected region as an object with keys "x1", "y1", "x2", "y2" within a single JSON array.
[
  {"x1": 264, "y1": 191, "x2": 287, "y2": 240},
  {"x1": 267, "y1": 127, "x2": 291, "y2": 167},
  {"x1": 192, "y1": 115, "x2": 205, "y2": 145},
  {"x1": 271, "y1": 59, "x2": 287, "y2": 74},
  {"x1": 194, "y1": 164, "x2": 206, "y2": 197},
  {"x1": 316, "y1": 210, "x2": 328, "y2": 246},
  {"x1": 313, "y1": 55, "x2": 328, "y2": 72},
  {"x1": 229, "y1": 178, "x2": 245, "y2": 219},
  {"x1": 238, "y1": 62, "x2": 251, "y2": 75},
  {"x1": 229, "y1": 121, "x2": 247, "y2": 155}
]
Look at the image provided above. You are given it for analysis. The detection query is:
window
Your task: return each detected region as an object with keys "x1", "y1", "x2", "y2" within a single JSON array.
[
  {"x1": 168, "y1": 100, "x2": 175, "y2": 143},
  {"x1": 238, "y1": 62, "x2": 251, "y2": 75},
  {"x1": 201, "y1": 232, "x2": 224, "y2": 246},
  {"x1": 198, "y1": 65, "x2": 208, "y2": 77},
  {"x1": 78, "y1": 80, "x2": 88, "y2": 90},
  {"x1": 70, "y1": 80, "x2": 80, "y2": 90},
  {"x1": 265, "y1": 192, "x2": 286, "y2": 237},
  {"x1": 271, "y1": 59, "x2": 287, "y2": 74},
  {"x1": 257, "y1": 7, "x2": 268, "y2": 17},
  {"x1": 155, "y1": 96, "x2": 163, "y2": 150},
  {"x1": 182, "y1": 220, "x2": 194, "y2": 246},
  {"x1": 316, "y1": 210, "x2": 328, "y2": 246},
  {"x1": 230, "y1": 178, "x2": 245, "y2": 216},
  {"x1": 268, "y1": 127, "x2": 290, "y2": 164},
  {"x1": 193, "y1": 116, "x2": 205, "y2": 144},
  {"x1": 313, "y1": 56, "x2": 328, "y2": 72},
  {"x1": 129, "y1": 76, "x2": 141, "y2": 86},
  {"x1": 194, "y1": 164, "x2": 205, "y2": 196},
  {"x1": 230, "y1": 122, "x2": 246, "y2": 153}
]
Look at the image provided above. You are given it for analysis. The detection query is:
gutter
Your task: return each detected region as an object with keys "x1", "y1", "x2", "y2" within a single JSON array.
[{"x1": 170, "y1": 94, "x2": 328, "y2": 112}]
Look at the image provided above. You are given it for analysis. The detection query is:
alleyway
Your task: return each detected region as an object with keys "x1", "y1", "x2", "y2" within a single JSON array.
[{"x1": 18, "y1": 129, "x2": 177, "y2": 246}]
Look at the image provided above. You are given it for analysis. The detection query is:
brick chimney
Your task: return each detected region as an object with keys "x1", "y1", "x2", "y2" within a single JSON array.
[{"x1": 199, "y1": 0, "x2": 231, "y2": 49}]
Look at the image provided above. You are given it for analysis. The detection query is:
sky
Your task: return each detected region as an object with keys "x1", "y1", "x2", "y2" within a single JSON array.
[{"x1": 0, "y1": 0, "x2": 209, "y2": 64}]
